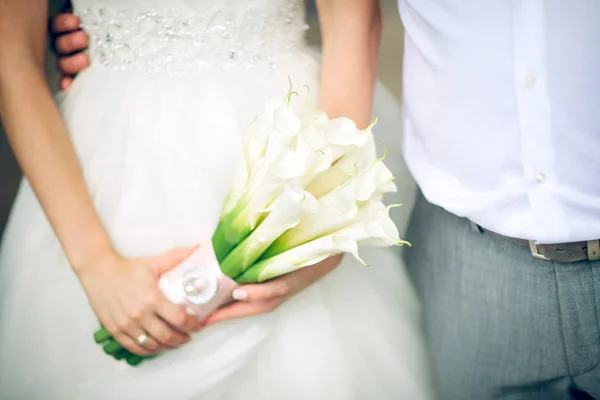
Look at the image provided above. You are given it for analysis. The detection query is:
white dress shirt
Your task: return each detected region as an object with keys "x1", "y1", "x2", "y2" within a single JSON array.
[{"x1": 398, "y1": 0, "x2": 600, "y2": 243}]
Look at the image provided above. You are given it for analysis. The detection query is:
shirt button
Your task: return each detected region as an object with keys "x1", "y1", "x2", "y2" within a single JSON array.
[
  {"x1": 524, "y1": 74, "x2": 537, "y2": 87},
  {"x1": 535, "y1": 172, "x2": 547, "y2": 184}
]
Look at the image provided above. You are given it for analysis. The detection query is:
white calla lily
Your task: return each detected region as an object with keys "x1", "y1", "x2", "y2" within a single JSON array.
[
  {"x1": 237, "y1": 202, "x2": 405, "y2": 283},
  {"x1": 236, "y1": 235, "x2": 345, "y2": 283},
  {"x1": 266, "y1": 175, "x2": 360, "y2": 256},
  {"x1": 220, "y1": 183, "x2": 318, "y2": 277},
  {"x1": 266, "y1": 160, "x2": 397, "y2": 258},
  {"x1": 212, "y1": 83, "x2": 405, "y2": 277},
  {"x1": 221, "y1": 98, "x2": 291, "y2": 218},
  {"x1": 323, "y1": 117, "x2": 377, "y2": 161},
  {"x1": 310, "y1": 146, "x2": 397, "y2": 203},
  {"x1": 333, "y1": 128, "x2": 378, "y2": 171},
  {"x1": 298, "y1": 86, "x2": 328, "y2": 127},
  {"x1": 337, "y1": 201, "x2": 404, "y2": 248},
  {"x1": 223, "y1": 117, "x2": 334, "y2": 233},
  {"x1": 221, "y1": 92, "x2": 304, "y2": 219},
  {"x1": 320, "y1": 118, "x2": 359, "y2": 142},
  {"x1": 304, "y1": 167, "x2": 352, "y2": 198},
  {"x1": 220, "y1": 162, "x2": 248, "y2": 218},
  {"x1": 301, "y1": 125, "x2": 378, "y2": 197},
  {"x1": 273, "y1": 95, "x2": 301, "y2": 138},
  {"x1": 243, "y1": 100, "x2": 279, "y2": 174},
  {"x1": 262, "y1": 90, "x2": 301, "y2": 162},
  {"x1": 353, "y1": 153, "x2": 397, "y2": 202}
]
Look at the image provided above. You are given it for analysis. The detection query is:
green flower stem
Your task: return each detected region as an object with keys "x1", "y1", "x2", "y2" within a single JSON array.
[
  {"x1": 103, "y1": 339, "x2": 123, "y2": 355},
  {"x1": 211, "y1": 220, "x2": 232, "y2": 263},
  {"x1": 94, "y1": 326, "x2": 149, "y2": 364},
  {"x1": 127, "y1": 354, "x2": 157, "y2": 366},
  {"x1": 219, "y1": 241, "x2": 256, "y2": 279},
  {"x1": 212, "y1": 217, "x2": 252, "y2": 265},
  {"x1": 211, "y1": 201, "x2": 255, "y2": 267},
  {"x1": 114, "y1": 348, "x2": 132, "y2": 360},
  {"x1": 97, "y1": 332, "x2": 155, "y2": 365},
  {"x1": 234, "y1": 259, "x2": 266, "y2": 284},
  {"x1": 94, "y1": 327, "x2": 111, "y2": 344},
  {"x1": 260, "y1": 240, "x2": 287, "y2": 260},
  {"x1": 126, "y1": 355, "x2": 144, "y2": 366}
]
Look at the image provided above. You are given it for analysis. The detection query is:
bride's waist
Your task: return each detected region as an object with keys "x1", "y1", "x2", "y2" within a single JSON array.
[
  {"x1": 78, "y1": 4, "x2": 310, "y2": 74},
  {"x1": 84, "y1": 44, "x2": 313, "y2": 75}
]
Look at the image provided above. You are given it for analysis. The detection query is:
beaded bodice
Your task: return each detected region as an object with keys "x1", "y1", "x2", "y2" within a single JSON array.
[{"x1": 73, "y1": 0, "x2": 308, "y2": 74}]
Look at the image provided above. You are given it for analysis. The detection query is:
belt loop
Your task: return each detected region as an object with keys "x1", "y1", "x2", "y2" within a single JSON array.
[
  {"x1": 529, "y1": 240, "x2": 550, "y2": 261},
  {"x1": 587, "y1": 240, "x2": 600, "y2": 261}
]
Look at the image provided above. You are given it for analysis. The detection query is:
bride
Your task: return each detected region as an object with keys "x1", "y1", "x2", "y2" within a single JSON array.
[{"x1": 0, "y1": 0, "x2": 433, "y2": 399}]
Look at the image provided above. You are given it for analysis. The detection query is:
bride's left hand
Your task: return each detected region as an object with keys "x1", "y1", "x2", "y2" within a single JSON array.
[{"x1": 203, "y1": 255, "x2": 342, "y2": 326}]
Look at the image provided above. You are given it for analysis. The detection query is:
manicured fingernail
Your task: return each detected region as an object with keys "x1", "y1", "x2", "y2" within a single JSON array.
[{"x1": 232, "y1": 289, "x2": 248, "y2": 301}]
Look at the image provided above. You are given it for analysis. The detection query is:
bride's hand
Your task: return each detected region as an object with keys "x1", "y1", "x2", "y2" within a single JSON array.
[
  {"x1": 49, "y1": 11, "x2": 89, "y2": 90},
  {"x1": 77, "y1": 246, "x2": 204, "y2": 356},
  {"x1": 203, "y1": 255, "x2": 342, "y2": 326}
]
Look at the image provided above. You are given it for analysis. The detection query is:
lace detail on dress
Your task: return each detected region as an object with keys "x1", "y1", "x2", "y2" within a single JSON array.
[{"x1": 77, "y1": 2, "x2": 309, "y2": 74}]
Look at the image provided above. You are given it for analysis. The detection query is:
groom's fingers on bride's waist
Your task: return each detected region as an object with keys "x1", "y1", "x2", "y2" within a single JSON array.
[
  {"x1": 54, "y1": 30, "x2": 88, "y2": 56},
  {"x1": 51, "y1": 14, "x2": 80, "y2": 35},
  {"x1": 59, "y1": 77, "x2": 73, "y2": 91},
  {"x1": 57, "y1": 53, "x2": 89, "y2": 76}
]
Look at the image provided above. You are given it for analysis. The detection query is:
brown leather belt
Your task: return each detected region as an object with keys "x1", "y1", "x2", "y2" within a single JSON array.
[{"x1": 470, "y1": 222, "x2": 600, "y2": 263}]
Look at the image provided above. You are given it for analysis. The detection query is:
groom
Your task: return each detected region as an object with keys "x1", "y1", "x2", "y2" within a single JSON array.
[
  {"x1": 50, "y1": 1, "x2": 600, "y2": 398},
  {"x1": 395, "y1": 1, "x2": 600, "y2": 399}
]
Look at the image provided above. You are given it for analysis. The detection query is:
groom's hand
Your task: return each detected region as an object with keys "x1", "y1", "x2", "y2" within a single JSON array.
[
  {"x1": 50, "y1": 12, "x2": 89, "y2": 90},
  {"x1": 203, "y1": 255, "x2": 342, "y2": 326}
]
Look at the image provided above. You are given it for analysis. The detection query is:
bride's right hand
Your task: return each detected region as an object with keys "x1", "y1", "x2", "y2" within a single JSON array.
[{"x1": 77, "y1": 246, "x2": 204, "y2": 356}]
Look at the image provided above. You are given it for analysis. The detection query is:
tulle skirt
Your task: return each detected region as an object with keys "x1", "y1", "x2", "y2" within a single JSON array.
[{"x1": 0, "y1": 50, "x2": 434, "y2": 399}]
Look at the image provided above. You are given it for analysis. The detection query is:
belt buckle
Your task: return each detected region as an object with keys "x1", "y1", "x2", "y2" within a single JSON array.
[{"x1": 529, "y1": 240, "x2": 550, "y2": 261}]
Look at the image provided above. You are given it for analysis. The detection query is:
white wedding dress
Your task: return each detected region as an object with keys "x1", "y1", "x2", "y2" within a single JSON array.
[{"x1": 0, "y1": 0, "x2": 434, "y2": 399}]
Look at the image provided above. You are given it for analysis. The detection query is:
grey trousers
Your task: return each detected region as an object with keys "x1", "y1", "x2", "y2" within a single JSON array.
[{"x1": 404, "y1": 192, "x2": 600, "y2": 400}]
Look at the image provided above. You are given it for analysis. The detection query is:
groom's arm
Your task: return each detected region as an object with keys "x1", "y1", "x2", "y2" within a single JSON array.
[{"x1": 317, "y1": 0, "x2": 382, "y2": 128}]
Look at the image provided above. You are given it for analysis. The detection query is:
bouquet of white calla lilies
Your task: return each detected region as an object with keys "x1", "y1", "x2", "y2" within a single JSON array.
[{"x1": 93, "y1": 83, "x2": 408, "y2": 366}]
